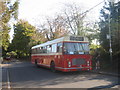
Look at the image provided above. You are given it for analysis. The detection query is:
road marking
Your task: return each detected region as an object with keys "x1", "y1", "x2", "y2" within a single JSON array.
[
  {"x1": 7, "y1": 63, "x2": 11, "y2": 89},
  {"x1": 7, "y1": 70, "x2": 11, "y2": 89},
  {"x1": 0, "y1": 64, "x2": 2, "y2": 90}
]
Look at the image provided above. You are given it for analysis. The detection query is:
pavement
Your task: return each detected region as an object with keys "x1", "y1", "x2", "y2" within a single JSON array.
[
  {"x1": 91, "y1": 69, "x2": 120, "y2": 77},
  {"x1": 91, "y1": 69, "x2": 120, "y2": 88}
]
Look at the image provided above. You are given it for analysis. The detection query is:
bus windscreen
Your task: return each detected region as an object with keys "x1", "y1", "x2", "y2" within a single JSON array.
[{"x1": 63, "y1": 42, "x2": 89, "y2": 54}]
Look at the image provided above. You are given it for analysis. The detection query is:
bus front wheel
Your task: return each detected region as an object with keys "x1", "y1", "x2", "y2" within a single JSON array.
[{"x1": 50, "y1": 61, "x2": 56, "y2": 72}]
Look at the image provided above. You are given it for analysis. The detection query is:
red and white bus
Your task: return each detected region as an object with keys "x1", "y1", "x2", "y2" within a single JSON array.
[{"x1": 31, "y1": 36, "x2": 92, "y2": 72}]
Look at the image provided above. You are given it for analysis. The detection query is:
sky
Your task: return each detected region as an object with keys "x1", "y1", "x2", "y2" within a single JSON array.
[
  {"x1": 18, "y1": 0, "x2": 105, "y2": 25},
  {"x1": 10, "y1": 0, "x2": 106, "y2": 41}
]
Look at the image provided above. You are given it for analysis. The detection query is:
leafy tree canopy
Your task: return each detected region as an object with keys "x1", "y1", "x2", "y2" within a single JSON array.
[
  {"x1": 11, "y1": 20, "x2": 36, "y2": 58},
  {"x1": 0, "y1": 0, "x2": 19, "y2": 56}
]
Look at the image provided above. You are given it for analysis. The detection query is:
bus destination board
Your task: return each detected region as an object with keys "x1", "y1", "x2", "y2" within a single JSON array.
[{"x1": 70, "y1": 36, "x2": 84, "y2": 41}]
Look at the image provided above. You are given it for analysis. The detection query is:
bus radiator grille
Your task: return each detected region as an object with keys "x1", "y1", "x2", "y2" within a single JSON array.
[{"x1": 72, "y1": 58, "x2": 86, "y2": 65}]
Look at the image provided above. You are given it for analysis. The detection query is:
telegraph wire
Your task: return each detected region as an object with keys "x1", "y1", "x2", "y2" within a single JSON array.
[{"x1": 81, "y1": 0, "x2": 105, "y2": 15}]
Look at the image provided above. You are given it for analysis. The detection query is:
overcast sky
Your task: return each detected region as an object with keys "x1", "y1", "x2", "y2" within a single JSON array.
[
  {"x1": 18, "y1": 0, "x2": 105, "y2": 26},
  {"x1": 10, "y1": 0, "x2": 106, "y2": 41}
]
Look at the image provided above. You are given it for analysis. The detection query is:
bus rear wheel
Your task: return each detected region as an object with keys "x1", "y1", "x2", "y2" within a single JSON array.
[{"x1": 50, "y1": 61, "x2": 56, "y2": 72}]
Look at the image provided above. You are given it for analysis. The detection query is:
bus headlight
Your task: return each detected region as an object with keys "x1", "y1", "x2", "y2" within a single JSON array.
[
  {"x1": 87, "y1": 61, "x2": 90, "y2": 66},
  {"x1": 68, "y1": 61, "x2": 71, "y2": 67}
]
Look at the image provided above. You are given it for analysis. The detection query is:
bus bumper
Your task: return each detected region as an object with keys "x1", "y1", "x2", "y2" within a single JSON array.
[{"x1": 56, "y1": 67, "x2": 92, "y2": 72}]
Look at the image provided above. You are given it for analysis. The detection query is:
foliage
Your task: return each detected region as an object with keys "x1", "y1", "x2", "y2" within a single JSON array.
[
  {"x1": 0, "y1": 0, "x2": 19, "y2": 57},
  {"x1": 84, "y1": 22, "x2": 100, "y2": 44},
  {"x1": 6, "y1": 2, "x2": 101, "y2": 59},
  {"x1": 99, "y1": 1, "x2": 120, "y2": 69},
  {"x1": 90, "y1": 44, "x2": 100, "y2": 50},
  {"x1": 6, "y1": 51, "x2": 17, "y2": 57},
  {"x1": 62, "y1": 3, "x2": 100, "y2": 44},
  {"x1": 35, "y1": 3, "x2": 99, "y2": 45},
  {"x1": 35, "y1": 15, "x2": 69, "y2": 42},
  {"x1": 11, "y1": 20, "x2": 36, "y2": 58},
  {"x1": 63, "y1": 3, "x2": 86, "y2": 35}
]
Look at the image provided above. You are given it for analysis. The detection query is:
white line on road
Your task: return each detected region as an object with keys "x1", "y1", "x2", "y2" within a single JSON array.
[
  {"x1": 7, "y1": 63, "x2": 11, "y2": 89},
  {"x1": 0, "y1": 64, "x2": 2, "y2": 90},
  {"x1": 7, "y1": 70, "x2": 11, "y2": 89}
]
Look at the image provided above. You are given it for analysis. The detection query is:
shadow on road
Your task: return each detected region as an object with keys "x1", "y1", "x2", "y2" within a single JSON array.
[
  {"x1": 88, "y1": 83, "x2": 119, "y2": 89},
  {"x1": 3, "y1": 62, "x2": 119, "y2": 88}
]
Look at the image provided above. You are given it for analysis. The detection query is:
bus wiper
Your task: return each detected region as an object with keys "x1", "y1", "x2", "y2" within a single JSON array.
[
  {"x1": 81, "y1": 44, "x2": 85, "y2": 51},
  {"x1": 74, "y1": 44, "x2": 79, "y2": 54}
]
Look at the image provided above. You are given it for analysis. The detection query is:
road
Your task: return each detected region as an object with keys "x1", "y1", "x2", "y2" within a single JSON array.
[{"x1": 2, "y1": 61, "x2": 119, "y2": 88}]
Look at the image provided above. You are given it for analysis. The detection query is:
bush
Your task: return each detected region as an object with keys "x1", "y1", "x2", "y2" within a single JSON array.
[{"x1": 6, "y1": 51, "x2": 17, "y2": 58}]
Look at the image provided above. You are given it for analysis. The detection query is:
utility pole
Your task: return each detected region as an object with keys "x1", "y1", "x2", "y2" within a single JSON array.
[
  {"x1": 108, "y1": 12, "x2": 113, "y2": 63},
  {"x1": 107, "y1": 0, "x2": 115, "y2": 63}
]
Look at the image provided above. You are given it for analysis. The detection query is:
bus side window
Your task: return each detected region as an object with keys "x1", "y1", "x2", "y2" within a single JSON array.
[
  {"x1": 32, "y1": 49, "x2": 35, "y2": 54},
  {"x1": 52, "y1": 44, "x2": 57, "y2": 53},
  {"x1": 43, "y1": 46, "x2": 47, "y2": 53},
  {"x1": 47, "y1": 45, "x2": 52, "y2": 53},
  {"x1": 57, "y1": 43, "x2": 62, "y2": 53},
  {"x1": 39, "y1": 47, "x2": 43, "y2": 53},
  {"x1": 37, "y1": 48, "x2": 40, "y2": 54},
  {"x1": 34, "y1": 49, "x2": 36, "y2": 54}
]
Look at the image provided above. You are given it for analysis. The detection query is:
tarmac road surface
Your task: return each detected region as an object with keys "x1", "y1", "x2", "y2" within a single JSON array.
[{"x1": 2, "y1": 61, "x2": 119, "y2": 88}]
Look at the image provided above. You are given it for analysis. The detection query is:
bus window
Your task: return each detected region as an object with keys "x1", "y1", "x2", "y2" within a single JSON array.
[
  {"x1": 47, "y1": 45, "x2": 52, "y2": 53},
  {"x1": 64, "y1": 42, "x2": 89, "y2": 54},
  {"x1": 37, "y1": 48, "x2": 40, "y2": 54},
  {"x1": 39, "y1": 47, "x2": 43, "y2": 53},
  {"x1": 57, "y1": 43, "x2": 62, "y2": 53},
  {"x1": 43, "y1": 46, "x2": 47, "y2": 53},
  {"x1": 52, "y1": 44, "x2": 57, "y2": 53},
  {"x1": 32, "y1": 49, "x2": 35, "y2": 54}
]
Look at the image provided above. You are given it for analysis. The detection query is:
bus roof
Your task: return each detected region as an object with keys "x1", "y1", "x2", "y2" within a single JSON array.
[{"x1": 31, "y1": 36, "x2": 89, "y2": 49}]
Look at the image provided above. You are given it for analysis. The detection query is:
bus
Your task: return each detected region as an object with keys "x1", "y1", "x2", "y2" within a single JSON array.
[{"x1": 31, "y1": 36, "x2": 92, "y2": 72}]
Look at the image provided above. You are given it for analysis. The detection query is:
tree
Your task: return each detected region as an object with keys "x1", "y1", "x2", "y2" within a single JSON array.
[
  {"x1": 63, "y1": 3, "x2": 86, "y2": 35},
  {"x1": 11, "y1": 20, "x2": 36, "y2": 58},
  {"x1": 83, "y1": 22, "x2": 100, "y2": 44},
  {"x1": 0, "y1": 0, "x2": 19, "y2": 57},
  {"x1": 61, "y1": 3, "x2": 100, "y2": 46},
  {"x1": 34, "y1": 3, "x2": 100, "y2": 45},
  {"x1": 99, "y1": 1, "x2": 120, "y2": 54},
  {"x1": 36, "y1": 15, "x2": 69, "y2": 42},
  {"x1": 99, "y1": 1, "x2": 120, "y2": 69},
  {"x1": 46, "y1": 15, "x2": 69, "y2": 40}
]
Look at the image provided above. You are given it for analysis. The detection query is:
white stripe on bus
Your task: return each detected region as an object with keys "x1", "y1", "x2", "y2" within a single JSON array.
[
  {"x1": 55, "y1": 67, "x2": 91, "y2": 70},
  {"x1": 31, "y1": 53, "x2": 62, "y2": 56},
  {"x1": 37, "y1": 63, "x2": 50, "y2": 67},
  {"x1": 36, "y1": 63, "x2": 91, "y2": 70}
]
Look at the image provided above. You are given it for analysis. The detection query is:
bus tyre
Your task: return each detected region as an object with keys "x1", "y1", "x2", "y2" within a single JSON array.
[
  {"x1": 35, "y1": 60, "x2": 39, "y2": 67},
  {"x1": 50, "y1": 61, "x2": 56, "y2": 72}
]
